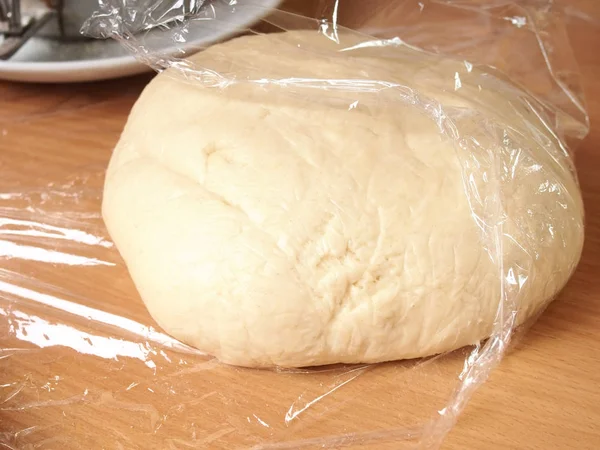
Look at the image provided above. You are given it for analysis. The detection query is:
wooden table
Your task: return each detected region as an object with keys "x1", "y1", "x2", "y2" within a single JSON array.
[{"x1": 1, "y1": 1, "x2": 599, "y2": 449}]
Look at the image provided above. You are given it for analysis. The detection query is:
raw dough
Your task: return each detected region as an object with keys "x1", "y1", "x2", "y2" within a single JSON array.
[{"x1": 103, "y1": 31, "x2": 584, "y2": 367}]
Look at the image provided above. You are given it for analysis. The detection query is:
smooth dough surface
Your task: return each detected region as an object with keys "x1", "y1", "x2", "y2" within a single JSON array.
[{"x1": 103, "y1": 31, "x2": 584, "y2": 367}]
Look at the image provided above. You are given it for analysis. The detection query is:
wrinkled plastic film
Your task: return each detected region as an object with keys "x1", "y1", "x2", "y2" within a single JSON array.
[{"x1": 1, "y1": 1, "x2": 589, "y2": 449}]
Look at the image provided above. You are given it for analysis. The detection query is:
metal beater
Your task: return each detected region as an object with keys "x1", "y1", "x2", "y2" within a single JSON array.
[{"x1": 0, "y1": 0, "x2": 62, "y2": 59}]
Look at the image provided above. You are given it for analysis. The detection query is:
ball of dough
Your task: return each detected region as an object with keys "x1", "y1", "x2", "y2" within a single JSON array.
[{"x1": 103, "y1": 31, "x2": 584, "y2": 368}]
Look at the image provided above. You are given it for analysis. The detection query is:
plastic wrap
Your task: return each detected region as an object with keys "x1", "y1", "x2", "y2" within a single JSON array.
[{"x1": 0, "y1": 1, "x2": 590, "y2": 448}]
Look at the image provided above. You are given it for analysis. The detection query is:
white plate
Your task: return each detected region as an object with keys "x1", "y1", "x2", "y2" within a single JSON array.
[{"x1": 0, "y1": 0, "x2": 282, "y2": 83}]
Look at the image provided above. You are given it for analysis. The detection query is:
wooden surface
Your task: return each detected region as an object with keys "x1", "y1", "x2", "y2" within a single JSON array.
[{"x1": 1, "y1": 1, "x2": 600, "y2": 449}]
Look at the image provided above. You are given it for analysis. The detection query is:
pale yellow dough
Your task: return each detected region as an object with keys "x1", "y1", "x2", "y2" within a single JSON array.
[{"x1": 103, "y1": 31, "x2": 584, "y2": 367}]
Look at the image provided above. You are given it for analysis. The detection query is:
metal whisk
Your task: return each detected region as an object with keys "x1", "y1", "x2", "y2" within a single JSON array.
[
  {"x1": 0, "y1": 0, "x2": 57, "y2": 60},
  {"x1": 0, "y1": 0, "x2": 23, "y2": 34}
]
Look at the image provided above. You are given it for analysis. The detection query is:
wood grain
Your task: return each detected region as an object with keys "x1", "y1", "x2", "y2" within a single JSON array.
[{"x1": 1, "y1": 1, "x2": 599, "y2": 449}]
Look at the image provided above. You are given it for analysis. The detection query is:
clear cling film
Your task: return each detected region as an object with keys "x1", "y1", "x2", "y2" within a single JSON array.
[{"x1": 0, "y1": 1, "x2": 590, "y2": 449}]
